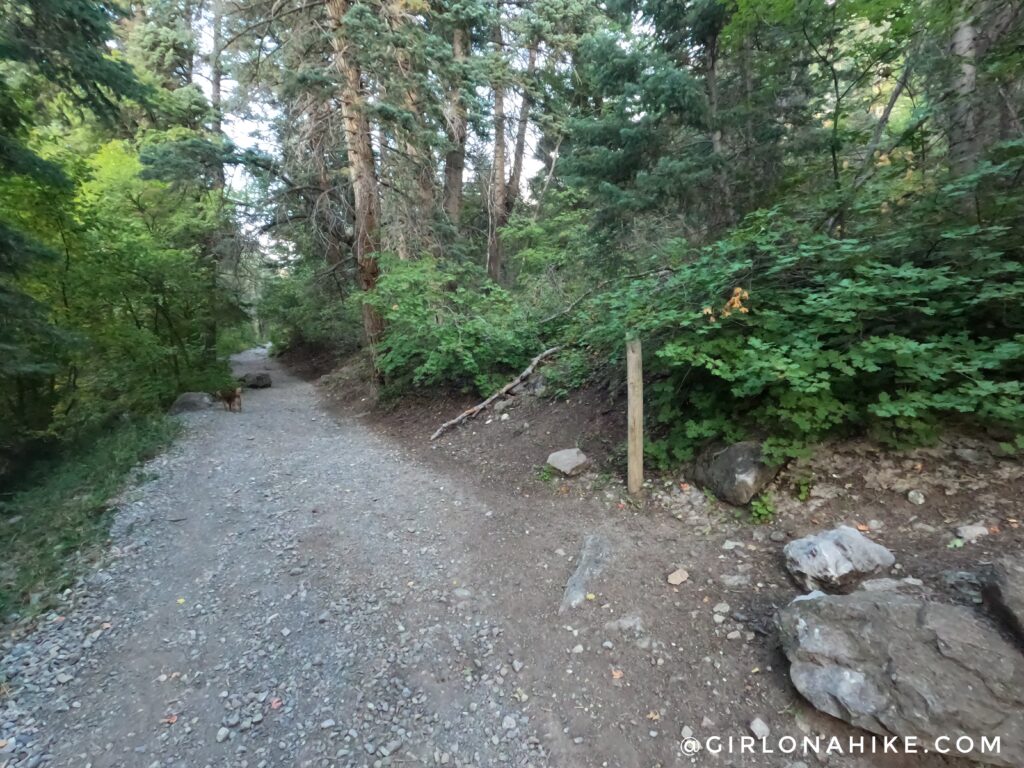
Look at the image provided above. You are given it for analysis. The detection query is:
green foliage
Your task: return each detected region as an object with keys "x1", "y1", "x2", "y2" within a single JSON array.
[
  {"x1": 259, "y1": 264, "x2": 364, "y2": 355},
  {"x1": 749, "y1": 493, "x2": 775, "y2": 523},
  {"x1": 794, "y1": 474, "x2": 813, "y2": 503},
  {"x1": 369, "y1": 256, "x2": 542, "y2": 396},
  {"x1": 217, "y1": 322, "x2": 260, "y2": 357},
  {"x1": 562, "y1": 148, "x2": 1024, "y2": 462},
  {"x1": 0, "y1": 415, "x2": 178, "y2": 616},
  {"x1": 544, "y1": 347, "x2": 592, "y2": 398}
]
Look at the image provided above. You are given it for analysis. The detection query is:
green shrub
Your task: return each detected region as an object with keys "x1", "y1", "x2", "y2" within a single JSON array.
[
  {"x1": 749, "y1": 493, "x2": 775, "y2": 523},
  {"x1": 565, "y1": 149, "x2": 1024, "y2": 463},
  {"x1": 368, "y1": 256, "x2": 543, "y2": 396},
  {"x1": 0, "y1": 415, "x2": 179, "y2": 616},
  {"x1": 217, "y1": 322, "x2": 260, "y2": 357},
  {"x1": 259, "y1": 264, "x2": 364, "y2": 354}
]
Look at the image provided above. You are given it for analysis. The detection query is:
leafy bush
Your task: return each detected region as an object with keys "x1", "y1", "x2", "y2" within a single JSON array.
[
  {"x1": 259, "y1": 264, "x2": 364, "y2": 355},
  {"x1": 368, "y1": 256, "x2": 542, "y2": 396},
  {"x1": 749, "y1": 493, "x2": 775, "y2": 523},
  {"x1": 566, "y1": 149, "x2": 1024, "y2": 463},
  {"x1": 217, "y1": 322, "x2": 260, "y2": 357},
  {"x1": 0, "y1": 415, "x2": 179, "y2": 616}
]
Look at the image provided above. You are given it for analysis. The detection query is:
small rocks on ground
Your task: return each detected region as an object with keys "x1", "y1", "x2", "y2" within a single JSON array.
[
  {"x1": 955, "y1": 523, "x2": 989, "y2": 543},
  {"x1": 666, "y1": 568, "x2": 689, "y2": 586},
  {"x1": 749, "y1": 718, "x2": 770, "y2": 739},
  {"x1": 546, "y1": 448, "x2": 590, "y2": 477}
]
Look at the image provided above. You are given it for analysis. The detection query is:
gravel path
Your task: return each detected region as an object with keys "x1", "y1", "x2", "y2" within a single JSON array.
[
  {"x1": 4, "y1": 349, "x2": 972, "y2": 768},
  {"x1": 1, "y1": 349, "x2": 548, "y2": 768}
]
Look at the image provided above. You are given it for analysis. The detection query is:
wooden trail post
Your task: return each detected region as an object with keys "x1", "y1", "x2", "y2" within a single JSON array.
[{"x1": 626, "y1": 336, "x2": 643, "y2": 496}]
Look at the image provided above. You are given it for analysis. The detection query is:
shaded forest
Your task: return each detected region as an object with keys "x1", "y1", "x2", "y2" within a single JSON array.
[{"x1": 2, "y1": 0, "x2": 1023, "y2": 470}]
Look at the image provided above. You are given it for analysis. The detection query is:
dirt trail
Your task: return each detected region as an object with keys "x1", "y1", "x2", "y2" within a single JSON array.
[{"x1": 1, "y1": 349, "x2": 975, "y2": 768}]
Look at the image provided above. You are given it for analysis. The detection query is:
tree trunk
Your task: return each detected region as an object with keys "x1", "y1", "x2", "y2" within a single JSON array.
[
  {"x1": 210, "y1": 0, "x2": 223, "y2": 137},
  {"x1": 442, "y1": 26, "x2": 468, "y2": 224},
  {"x1": 387, "y1": 1, "x2": 434, "y2": 255},
  {"x1": 203, "y1": 0, "x2": 225, "y2": 361},
  {"x1": 327, "y1": 0, "x2": 384, "y2": 345},
  {"x1": 705, "y1": 35, "x2": 732, "y2": 227},
  {"x1": 949, "y1": 1, "x2": 979, "y2": 177},
  {"x1": 486, "y1": 24, "x2": 506, "y2": 283},
  {"x1": 506, "y1": 45, "x2": 537, "y2": 215}
]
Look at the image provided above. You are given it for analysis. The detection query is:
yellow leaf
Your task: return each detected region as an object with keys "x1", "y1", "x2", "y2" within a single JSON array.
[
  {"x1": 585, "y1": 593, "x2": 596, "y2": 601},
  {"x1": 176, "y1": 598, "x2": 185, "y2": 604}
]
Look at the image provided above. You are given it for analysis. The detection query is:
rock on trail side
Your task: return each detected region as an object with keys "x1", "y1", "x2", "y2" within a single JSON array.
[{"x1": 2, "y1": 348, "x2": 986, "y2": 768}]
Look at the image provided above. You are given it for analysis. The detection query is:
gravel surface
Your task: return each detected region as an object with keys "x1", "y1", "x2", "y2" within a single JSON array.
[
  {"x1": 2, "y1": 347, "x2": 999, "y2": 768},
  {"x1": 1, "y1": 349, "x2": 545, "y2": 768}
]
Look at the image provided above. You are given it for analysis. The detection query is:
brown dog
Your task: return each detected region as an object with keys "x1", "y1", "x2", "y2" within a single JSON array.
[{"x1": 219, "y1": 387, "x2": 242, "y2": 412}]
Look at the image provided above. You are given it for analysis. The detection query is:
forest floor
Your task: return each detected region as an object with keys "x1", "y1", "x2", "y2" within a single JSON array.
[{"x1": 2, "y1": 348, "x2": 1021, "y2": 768}]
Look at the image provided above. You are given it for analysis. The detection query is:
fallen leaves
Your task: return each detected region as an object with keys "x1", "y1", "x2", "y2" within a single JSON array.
[
  {"x1": 176, "y1": 597, "x2": 185, "y2": 605},
  {"x1": 610, "y1": 669, "x2": 624, "y2": 680},
  {"x1": 646, "y1": 710, "x2": 661, "y2": 722},
  {"x1": 270, "y1": 697, "x2": 283, "y2": 710},
  {"x1": 160, "y1": 714, "x2": 178, "y2": 725}
]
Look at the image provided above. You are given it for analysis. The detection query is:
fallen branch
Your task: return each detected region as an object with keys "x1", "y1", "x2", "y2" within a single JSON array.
[{"x1": 429, "y1": 346, "x2": 561, "y2": 441}]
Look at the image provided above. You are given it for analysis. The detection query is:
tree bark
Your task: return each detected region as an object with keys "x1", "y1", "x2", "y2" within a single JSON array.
[
  {"x1": 327, "y1": 0, "x2": 384, "y2": 345},
  {"x1": 506, "y1": 45, "x2": 537, "y2": 215},
  {"x1": 387, "y1": 1, "x2": 434, "y2": 254},
  {"x1": 486, "y1": 23, "x2": 506, "y2": 283},
  {"x1": 442, "y1": 26, "x2": 468, "y2": 224},
  {"x1": 949, "y1": 1, "x2": 979, "y2": 176}
]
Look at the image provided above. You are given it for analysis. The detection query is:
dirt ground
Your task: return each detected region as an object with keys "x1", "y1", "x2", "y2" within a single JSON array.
[
  {"x1": 320, "y1": 350, "x2": 1024, "y2": 768},
  {"x1": 2, "y1": 347, "x2": 1021, "y2": 768}
]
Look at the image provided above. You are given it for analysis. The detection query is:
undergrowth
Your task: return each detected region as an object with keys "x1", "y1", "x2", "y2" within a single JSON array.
[{"x1": 0, "y1": 415, "x2": 179, "y2": 619}]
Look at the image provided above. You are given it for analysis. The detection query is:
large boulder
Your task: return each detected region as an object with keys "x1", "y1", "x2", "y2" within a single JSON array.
[
  {"x1": 692, "y1": 441, "x2": 779, "y2": 505},
  {"x1": 547, "y1": 448, "x2": 590, "y2": 477},
  {"x1": 784, "y1": 525, "x2": 895, "y2": 592},
  {"x1": 777, "y1": 591, "x2": 1024, "y2": 767},
  {"x1": 985, "y1": 556, "x2": 1024, "y2": 641},
  {"x1": 168, "y1": 392, "x2": 215, "y2": 414},
  {"x1": 240, "y1": 371, "x2": 272, "y2": 389}
]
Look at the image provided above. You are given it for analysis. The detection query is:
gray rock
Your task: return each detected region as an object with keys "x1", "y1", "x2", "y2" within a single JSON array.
[
  {"x1": 216, "y1": 727, "x2": 230, "y2": 743},
  {"x1": 239, "y1": 371, "x2": 272, "y2": 388},
  {"x1": 169, "y1": 392, "x2": 215, "y2": 414},
  {"x1": 783, "y1": 526, "x2": 895, "y2": 592},
  {"x1": 956, "y1": 523, "x2": 989, "y2": 543},
  {"x1": 858, "y1": 577, "x2": 928, "y2": 595},
  {"x1": 986, "y1": 556, "x2": 1024, "y2": 641},
  {"x1": 907, "y1": 489, "x2": 925, "y2": 505},
  {"x1": 749, "y1": 718, "x2": 770, "y2": 739},
  {"x1": 776, "y1": 591, "x2": 1024, "y2": 767},
  {"x1": 547, "y1": 448, "x2": 590, "y2": 477},
  {"x1": 945, "y1": 570, "x2": 986, "y2": 604},
  {"x1": 955, "y1": 447, "x2": 986, "y2": 464},
  {"x1": 492, "y1": 398, "x2": 515, "y2": 415},
  {"x1": 719, "y1": 574, "x2": 751, "y2": 588},
  {"x1": 692, "y1": 441, "x2": 779, "y2": 505},
  {"x1": 559, "y1": 534, "x2": 610, "y2": 613}
]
